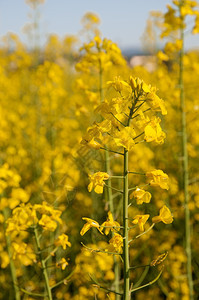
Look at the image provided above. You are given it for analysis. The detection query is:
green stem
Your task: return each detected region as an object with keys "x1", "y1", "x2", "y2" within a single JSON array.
[
  {"x1": 158, "y1": 278, "x2": 169, "y2": 297},
  {"x1": 105, "y1": 151, "x2": 121, "y2": 298},
  {"x1": 3, "y1": 208, "x2": 21, "y2": 300},
  {"x1": 104, "y1": 183, "x2": 123, "y2": 194},
  {"x1": 133, "y1": 131, "x2": 145, "y2": 140},
  {"x1": 20, "y1": 288, "x2": 45, "y2": 298},
  {"x1": 114, "y1": 261, "x2": 120, "y2": 299},
  {"x1": 121, "y1": 98, "x2": 138, "y2": 299},
  {"x1": 128, "y1": 171, "x2": 145, "y2": 175},
  {"x1": 105, "y1": 149, "x2": 113, "y2": 212},
  {"x1": 132, "y1": 266, "x2": 149, "y2": 289},
  {"x1": 110, "y1": 112, "x2": 126, "y2": 127},
  {"x1": 34, "y1": 228, "x2": 53, "y2": 300},
  {"x1": 106, "y1": 206, "x2": 121, "y2": 298},
  {"x1": 179, "y1": 2, "x2": 194, "y2": 299},
  {"x1": 50, "y1": 268, "x2": 75, "y2": 290},
  {"x1": 99, "y1": 58, "x2": 103, "y2": 103},
  {"x1": 129, "y1": 264, "x2": 150, "y2": 270},
  {"x1": 130, "y1": 267, "x2": 163, "y2": 293},
  {"x1": 100, "y1": 147, "x2": 124, "y2": 156},
  {"x1": 101, "y1": 59, "x2": 121, "y2": 297},
  {"x1": 89, "y1": 274, "x2": 123, "y2": 296},
  {"x1": 128, "y1": 183, "x2": 149, "y2": 192},
  {"x1": 44, "y1": 247, "x2": 58, "y2": 263},
  {"x1": 123, "y1": 149, "x2": 130, "y2": 299},
  {"x1": 128, "y1": 223, "x2": 155, "y2": 244}
]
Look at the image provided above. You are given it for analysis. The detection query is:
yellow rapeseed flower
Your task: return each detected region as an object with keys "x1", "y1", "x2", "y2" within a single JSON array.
[
  {"x1": 114, "y1": 127, "x2": 136, "y2": 151},
  {"x1": 107, "y1": 76, "x2": 131, "y2": 93},
  {"x1": 38, "y1": 215, "x2": 57, "y2": 232},
  {"x1": 144, "y1": 117, "x2": 166, "y2": 144},
  {"x1": 108, "y1": 233, "x2": 123, "y2": 253},
  {"x1": 145, "y1": 92, "x2": 167, "y2": 115},
  {"x1": 55, "y1": 234, "x2": 71, "y2": 249},
  {"x1": 130, "y1": 188, "x2": 151, "y2": 205},
  {"x1": 132, "y1": 214, "x2": 150, "y2": 231},
  {"x1": 56, "y1": 258, "x2": 69, "y2": 270},
  {"x1": 88, "y1": 172, "x2": 109, "y2": 194},
  {"x1": 152, "y1": 205, "x2": 173, "y2": 224},
  {"x1": 146, "y1": 169, "x2": 169, "y2": 190},
  {"x1": 100, "y1": 211, "x2": 121, "y2": 235},
  {"x1": 80, "y1": 217, "x2": 103, "y2": 236},
  {"x1": 12, "y1": 242, "x2": 36, "y2": 266}
]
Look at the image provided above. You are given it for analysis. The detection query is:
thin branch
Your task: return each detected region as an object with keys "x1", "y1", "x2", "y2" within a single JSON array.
[
  {"x1": 128, "y1": 224, "x2": 155, "y2": 244},
  {"x1": 43, "y1": 247, "x2": 58, "y2": 263},
  {"x1": 50, "y1": 269, "x2": 75, "y2": 290},
  {"x1": 132, "y1": 266, "x2": 149, "y2": 289},
  {"x1": 89, "y1": 274, "x2": 123, "y2": 296},
  {"x1": 129, "y1": 264, "x2": 150, "y2": 270},
  {"x1": 128, "y1": 171, "x2": 145, "y2": 175},
  {"x1": 143, "y1": 108, "x2": 152, "y2": 113},
  {"x1": 43, "y1": 264, "x2": 57, "y2": 269},
  {"x1": 110, "y1": 112, "x2": 126, "y2": 127},
  {"x1": 34, "y1": 228, "x2": 53, "y2": 300},
  {"x1": 135, "y1": 140, "x2": 145, "y2": 144},
  {"x1": 104, "y1": 183, "x2": 123, "y2": 194},
  {"x1": 112, "y1": 192, "x2": 121, "y2": 199},
  {"x1": 132, "y1": 101, "x2": 145, "y2": 115},
  {"x1": 21, "y1": 288, "x2": 45, "y2": 298},
  {"x1": 36, "y1": 243, "x2": 55, "y2": 254},
  {"x1": 128, "y1": 225, "x2": 137, "y2": 229},
  {"x1": 123, "y1": 112, "x2": 129, "y2": 118},
  {"x1": 100, "y1": 147, "x2": 124, "y2": 156},
  {"x1": 135, "y1": 223, "x2": 155, "y2": 239},
  {"x1": 158, "y1": 278, "x2": 169, "y2": 297},
  {"x1": 128, "y1": 183, "x2": 149, "y2": 192},
  {"x1": 133, "y1": 132, "x2": 145, "y2": 140},
  {"x1": 131, "y1": 108, "x2": 151, "y2": 120},
  {"x1": 130, "y1": 267, "x2": 164, "y2": 293}
]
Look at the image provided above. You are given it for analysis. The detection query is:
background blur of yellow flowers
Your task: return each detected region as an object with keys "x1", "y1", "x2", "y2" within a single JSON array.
[{"x1": 0, "y1": 0, "x2": 199, "y2": 299}]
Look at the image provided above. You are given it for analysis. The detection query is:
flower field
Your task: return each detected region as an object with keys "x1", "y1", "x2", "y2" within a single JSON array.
[{"x1": 1, "y1": 0, "x2": 199, "y2": 299}]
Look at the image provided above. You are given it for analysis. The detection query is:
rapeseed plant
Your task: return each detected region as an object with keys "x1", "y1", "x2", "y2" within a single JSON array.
[
  {"x1": 1, "y1": 0, "x2": 199, "y2": 298},
  {"x1": 80, "y1": 75, "x2": 173, "y2": 299}
]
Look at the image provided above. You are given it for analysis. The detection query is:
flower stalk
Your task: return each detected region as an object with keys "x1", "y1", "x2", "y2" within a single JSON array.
[
  {"x1": 3, "y1": 208, "x2": 21, "y2": 300},
  {"x1": 80, "y1": 70, "x2": 169, "y2": 297},
  {"x1": 34, "y1": 228, "x2": 53, "y2": 300},
  {"x1": 98, "y1": 57, "x2": 121, "y2": 298},
  {"x1": 179, "y1": 2, "x2": 194, "y2": 299},
  {"x1": 123, "y1": 148, "x2": 130, "y2": 299}
]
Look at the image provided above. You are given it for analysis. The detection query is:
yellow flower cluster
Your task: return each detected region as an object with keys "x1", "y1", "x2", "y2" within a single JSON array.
[
  {"x1": 81, "y1": 76, "x2": 167, "y2": 155},
  {"x1": 76, "y1": 36, "x2": 126, "y2": 74},
  {"x1": 6, "y1": 201, "x2": 62, "y2": 235}
]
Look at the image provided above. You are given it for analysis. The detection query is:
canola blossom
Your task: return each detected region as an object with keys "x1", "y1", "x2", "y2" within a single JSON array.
[
  {"x1": 146, "y1": 169, "x2": 169, "y2": 190},
  {"x1": 130, "y1": 188, "x2": 152, "y2": 205},
  {"x1": 88, "y1": 172, "x2": 109, "y2": 194},
  {"x1": 80, "y1": 217, "x2": 103, "y2": 236},
  {"x1": 132, "y1": 214, "x2": 150, "y2": 231},
  {"x1": 152, "y1": 205, "x2": 174, "y2": 224},
  {"x1": 100, "y1": 211, "x2": 121, "y2": 235}
]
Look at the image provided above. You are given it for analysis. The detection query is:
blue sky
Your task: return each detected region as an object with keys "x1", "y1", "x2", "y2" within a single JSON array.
[{"x1": 0, "y1": 0, "x2": 199, "y2": 50}]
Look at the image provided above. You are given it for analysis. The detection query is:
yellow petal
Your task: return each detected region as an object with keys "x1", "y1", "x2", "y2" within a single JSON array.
[{"x1": 80, "y1": 223, "x2": 91, "y2": 236}]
